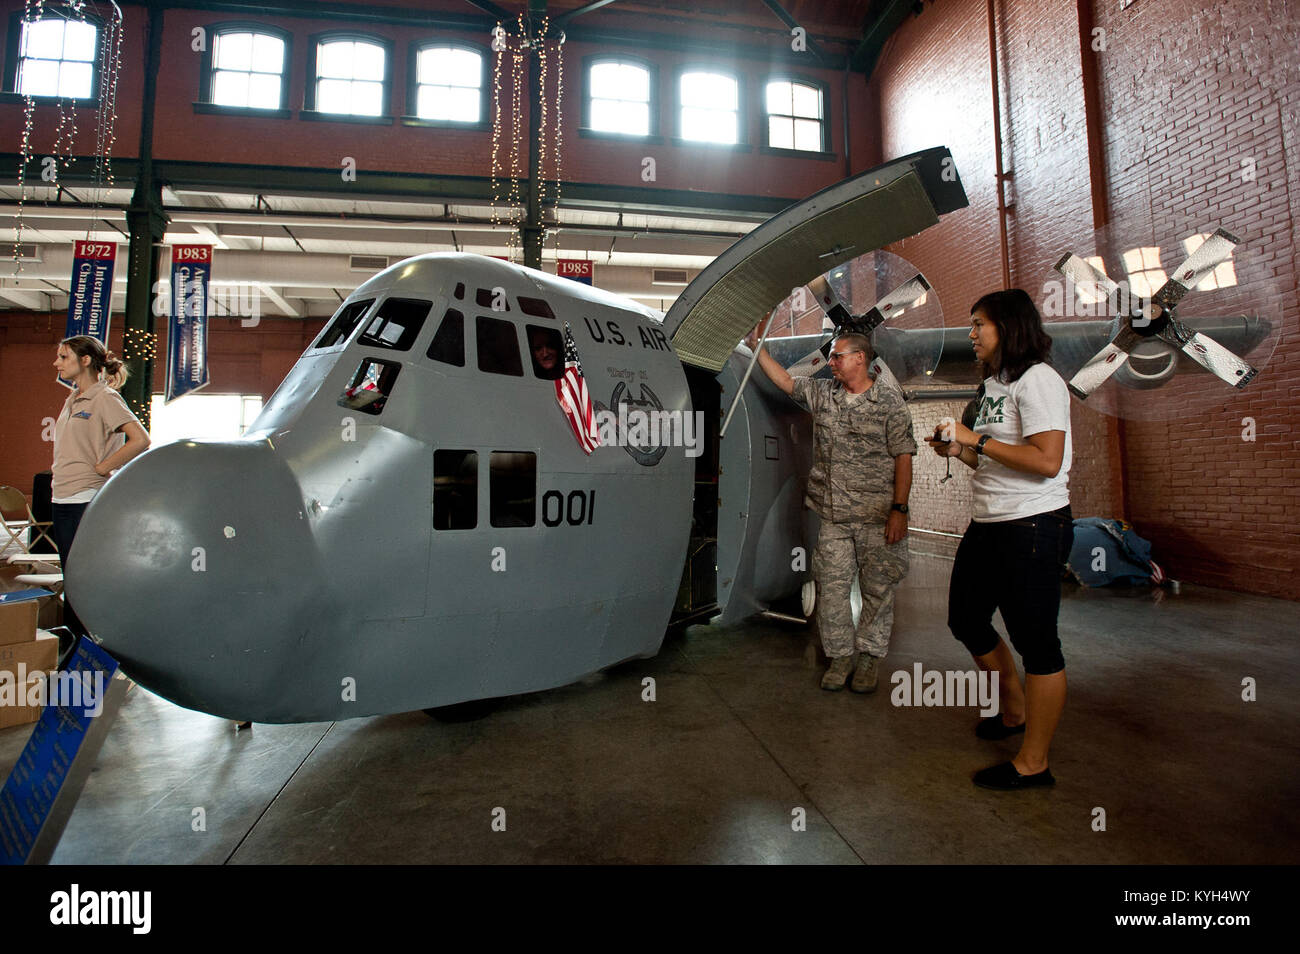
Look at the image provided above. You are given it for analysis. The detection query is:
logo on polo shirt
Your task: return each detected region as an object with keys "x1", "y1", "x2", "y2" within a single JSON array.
[{"x1": 72, "y1": 411, "x2": 93, "y2": 420}]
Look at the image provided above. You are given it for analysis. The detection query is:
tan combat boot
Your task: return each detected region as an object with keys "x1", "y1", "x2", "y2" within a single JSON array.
[
  {"x1": 820, "y1": 653, "x2": 856, "y2": 691},
  {"x1": 850, "y1": 654, "x2": 880, "y2": 694}
]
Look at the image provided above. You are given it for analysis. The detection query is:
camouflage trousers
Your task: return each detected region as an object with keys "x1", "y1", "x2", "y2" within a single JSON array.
[{"x1": 813, "y1": 520, "x2": 910, "y2": 659}]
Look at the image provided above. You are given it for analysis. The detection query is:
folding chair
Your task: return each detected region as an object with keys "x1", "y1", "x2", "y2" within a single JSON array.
[{"x1": 0, "y1": 485, "x2": 57, "y2": 554}]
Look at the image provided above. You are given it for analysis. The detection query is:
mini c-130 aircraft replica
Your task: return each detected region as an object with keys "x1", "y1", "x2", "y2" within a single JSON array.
[{"x1": 66, "y1": 147, "x2": 1274, "y2": 723}]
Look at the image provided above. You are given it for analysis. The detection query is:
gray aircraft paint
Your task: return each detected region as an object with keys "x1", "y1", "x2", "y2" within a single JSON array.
[
  {"x1": 66, "y1": 152, "x2": 979, "y2": 724},
  {"x1": 69, "y1": 255, "x2": 693, "y2": 722}
]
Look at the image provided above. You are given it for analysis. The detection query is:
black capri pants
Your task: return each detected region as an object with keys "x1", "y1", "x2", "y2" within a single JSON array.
[{"x1": 947, "y1": 505, "x2": 1073, "y2": 675}]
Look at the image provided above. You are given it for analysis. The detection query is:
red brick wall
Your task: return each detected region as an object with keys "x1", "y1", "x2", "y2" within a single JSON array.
[
  {"x1": 867, "y1": 0, "x2": 1300, "y2": 599},
  {"x1": 0, "y1": 2, "x2": 860, "y2": 203},
  {"x1": 0, "y1": 310, "x2": 323, "y2": 494}
]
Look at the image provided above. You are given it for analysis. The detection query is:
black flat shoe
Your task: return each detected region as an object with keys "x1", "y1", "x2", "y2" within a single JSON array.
[
  {"x1": 973, "y1": 760, "x2": 1054, "y2": 790},
  {"x1": 975, "y1": 714, "x2": 1026, "y2": 740}
]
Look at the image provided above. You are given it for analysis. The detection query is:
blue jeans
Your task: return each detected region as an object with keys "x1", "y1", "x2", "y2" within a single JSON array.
[{"x1": 947, "y1": 505, "x2": 1073, "y2": 675}]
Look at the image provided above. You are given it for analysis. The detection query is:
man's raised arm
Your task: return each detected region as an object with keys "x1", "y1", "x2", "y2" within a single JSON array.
[{"x1": 748, "y1": 315, "x2": 796, "y2": 396}]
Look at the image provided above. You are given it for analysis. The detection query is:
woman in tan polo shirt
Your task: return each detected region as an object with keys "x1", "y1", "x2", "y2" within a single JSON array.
[{"x1": 51, "y1": 335, "x2": 151, "y2": 636}]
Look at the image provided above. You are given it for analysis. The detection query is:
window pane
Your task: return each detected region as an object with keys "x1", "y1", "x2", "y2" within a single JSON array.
[
  {"x1": 766, "y1": 81, "x2": 792, "y2": 116},
  {"x1": 419, "y1": 85, "x2": 479, "y2": 122},
  {"x1": 247, "y1": 73, "x2": 282, "y2": 109},
  {"x1": 421, "y1": 47, "x2": 480, "y2": 85},
  {"x1": 792, "y1": 83, "x2": 821, "y2": 118},
  {"x1": 427, "y1": 309, "x2": 465, "y2": 366},
  {"x1": 23, "y1": 20, "x2": 65, "y2": 60},
  {"x1": 338, "y1": 358, "x2": 400, "y2": 415},
  {"x1": 318, "y1": 41, "x2": 354, "y2": 79},
  {"x1": 490, "y1": 452, "x2": 536, "y2": 528},
  {"x1": 682, "y1": 72, "x2": 736, "y2": 108},
  {"x1": 592, "y1": 98, "x2": 647, "y2": 135},
  {"x1": 18, "y1": 59, "x2": 59, "y2": 97},
  {"x1": 63, "y1": 20, "x2": 97, "y2": 61},
  {"x1": 317, "y1": 77, "x2": 352, "y2": 112},
  {"x1": 58, "y1": 61, "x2": 93, "y2": 99},
  {"x1": 358, "y1": 298, "x2": 431, "y2": 351},
  {"x1": 683, "y1": 106, "x2": 735, "y2": 143},
  {"x1": 434, "y1": 450, "x2": 477, "y2": 530},
  {"x1": 794, "y1": 118, "x2": 822, "y2": 151},
  {"x1": 352, "y1": 42, "x2": 385, "y2": 81},
  {"x1": 769, "y1": 116, "x2": 793, "y2": 149},
  {"x1": 592, "y1": 62, "x2": 648, "y2": 101},
  {"x1": 251, "y1": 34, "x2": 285, "y2": 70},
  {"x1": 213, "y1": 70, "x2": 251, "y2": 107},
  {"x1": 353, "y1": 80, "x2": 383, "y2": 116},
  {"x1": 476, "y1": 316, "x2": 523, "y2": 376},
  {"x1": 526, "y1": 325, "x2": 563, "y2": 380},
  {"x1": 214, "y1": 33, "x2": 252, "y2": 71},
  {"x1": 315, "y1": 298, "x2": 373, "y2": 349}
]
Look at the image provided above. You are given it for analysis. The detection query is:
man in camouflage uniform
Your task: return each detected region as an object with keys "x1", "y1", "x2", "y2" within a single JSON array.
[{"x1": 751, "y1": 322, "x2": 916, "y2": 692}]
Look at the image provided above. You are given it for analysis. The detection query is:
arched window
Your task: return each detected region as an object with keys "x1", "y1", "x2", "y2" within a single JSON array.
[
  {"x1": 412, "y1": 44, "x2": 484, "y2": 123},
  {"x1": 765, "y1": 79, "x2": 825, "y2": 152},
  {"x1": 12, "y1": 14, "x2": 98, "y2": 99},
  {"x1": 208, "y1": 28, "x2": 288, "y2": 110},
  {"x1": 587, "y1": 58, "x2": 653, "y2": 136},
  {"x1": 679, "y1": 70, "x2": 739, "y2": 144},
  {"x1": 309, "y1": 36, "x2": 389, "y2": 117}
]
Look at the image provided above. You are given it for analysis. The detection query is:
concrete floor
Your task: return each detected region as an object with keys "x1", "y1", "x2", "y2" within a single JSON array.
[{"x1": 2, "y1": 549, "x2": 1297, "y2": 864}]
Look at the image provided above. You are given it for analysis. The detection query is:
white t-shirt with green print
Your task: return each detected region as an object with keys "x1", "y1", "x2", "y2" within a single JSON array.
[{"x1": 970, "y1": 362, "x2": 1072, "y2": 522}]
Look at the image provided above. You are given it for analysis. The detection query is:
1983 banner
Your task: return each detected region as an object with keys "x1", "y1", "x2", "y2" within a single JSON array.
[{"x1": 166, "y1": 245, "x2": 212, "y2": 403}]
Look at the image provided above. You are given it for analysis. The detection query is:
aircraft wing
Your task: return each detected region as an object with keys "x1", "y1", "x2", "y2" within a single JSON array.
[{"x1": 664, "y1": 147, "x2": 969, "y2": 372}]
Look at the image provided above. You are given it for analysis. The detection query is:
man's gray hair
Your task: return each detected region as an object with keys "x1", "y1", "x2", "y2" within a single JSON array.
[{"x1": 832, "y1": 331, "x2": 875, "y2": 363}]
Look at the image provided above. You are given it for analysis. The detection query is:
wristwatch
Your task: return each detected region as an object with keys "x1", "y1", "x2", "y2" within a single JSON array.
[
  {"x1": 976, "y1": 435, "x2": 992, "y2": 456},
  {"x1": 891, "y1": 503, "x2": 909, "y2": 514}
]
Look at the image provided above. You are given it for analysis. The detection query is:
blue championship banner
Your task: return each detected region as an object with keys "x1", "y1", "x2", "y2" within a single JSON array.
[
  {"x1": 0, "y1": 637, "x2": 123, "y2": 865},
  {"x1": 165, "y1": 244, "x2": 213, "y2": 403},
  {"x1": 61, "y1": 239, "x2": 117, "y2": 387}
]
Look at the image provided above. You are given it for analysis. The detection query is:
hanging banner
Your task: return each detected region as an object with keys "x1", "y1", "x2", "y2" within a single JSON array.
[
  {"x1": 165, "y1": 245, "x2": 212, "y2": 403},
  {"x1": 557, "y1": 259, "x2": 593, "y2": 286},
  {"x1": 60, "y1": 240, "x2": 117, "y2": 387}
]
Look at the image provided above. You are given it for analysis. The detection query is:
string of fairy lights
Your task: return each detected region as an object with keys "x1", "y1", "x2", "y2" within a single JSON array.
[
  {"x1": 12, "y1": 0, "x2": 124, "y2": 265},
  {"x1": 489, "y1": 15, "x2": 566, "y2": 263}
]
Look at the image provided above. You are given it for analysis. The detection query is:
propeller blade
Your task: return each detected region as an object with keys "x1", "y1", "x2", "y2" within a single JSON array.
[
  {"x1": 860, "y1": 273, "x2": 931, "y2": 331},
  {"x1": 1151, "y1": 227, "x2": 1240, "y2": 310},
  {"x1": 1155, "y1": 325, "x2": 1259, "y2": 389},
  {"x1": 787, "y1": 338, "x2": 832, "y2": 377},
  {"x1": 1067, "y1": 325, "x2": 1141, "y2": 399},
  {"x1": 1054, "y1": 252, "x2": 1121, "y2": 305}
]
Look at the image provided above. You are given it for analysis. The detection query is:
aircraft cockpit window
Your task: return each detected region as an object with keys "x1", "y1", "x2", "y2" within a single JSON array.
[
  {"x1": 490, "y1": 451, "x2": 536, "y2": 528},
  {"x1": 357, "y1": 297, "x2": 431, "y2": 351},
  {"x1": 315, "y1": 298, "x2": 374, "y2": 349},
  {"x1": 526, "y1": 324, "x2": 563, "y2": 380},
  {"x1": 338, "y1": 358, "x2": 400, "y2": 415},
  {"x1": 518, "y1": 297, "x2": 556, "y2": 320},
  {"x1": 476, "y1": 316, "x2": 523, "y2": 376},
  {"x1": 453, "y1": 282, "x2": 465, "y2": 300},
  {"x1": 427, "y1": 308, "x2": 465, "y2": 366},
  {"x1": 434, "y1": 449, "x2": 478, "y2": 530},
  {"x1": 476, "y1": 287, "x2": 509, "y2": 310}
]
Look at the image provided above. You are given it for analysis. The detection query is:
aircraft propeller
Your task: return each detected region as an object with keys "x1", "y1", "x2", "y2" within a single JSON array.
[{"x1": 1054, "y1": 227, "x2": 1259, "y2": 399}]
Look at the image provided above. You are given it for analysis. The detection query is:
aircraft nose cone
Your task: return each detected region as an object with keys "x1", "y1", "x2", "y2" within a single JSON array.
[{"x1": 65, "y1": 439, "x2": 327, "y2": 721}]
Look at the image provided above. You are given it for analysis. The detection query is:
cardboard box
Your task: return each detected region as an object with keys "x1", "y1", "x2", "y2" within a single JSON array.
[
  {"x1": 0, "y1": 631, "x2": 58, "y2": 730},
  {"x1": 0, "y1": 599, "x2": 39, "y2": 647}
]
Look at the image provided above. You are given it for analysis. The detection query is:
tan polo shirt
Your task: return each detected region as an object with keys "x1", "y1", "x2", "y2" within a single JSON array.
[{"x1": 52, "y1": 382, "x2": 141, "y2": 499}]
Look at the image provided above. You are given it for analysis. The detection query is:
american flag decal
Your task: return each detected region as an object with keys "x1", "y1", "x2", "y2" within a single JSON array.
[{"x1": 556, "y1": 322, "x2": 602, "y2": 455}]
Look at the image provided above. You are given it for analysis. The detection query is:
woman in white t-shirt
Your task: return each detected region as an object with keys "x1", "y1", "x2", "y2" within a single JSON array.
[
  {"x1": 926, "y1": 289, "x2": 1073, "y2": 791},
  {"x1": 50, "y1": 335, "x2": 150, "y2": 636}
]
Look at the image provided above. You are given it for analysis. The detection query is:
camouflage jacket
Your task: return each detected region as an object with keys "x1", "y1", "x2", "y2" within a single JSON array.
[{"x1": 789, "y1": 375, "x2": 917, "y2": 524}]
